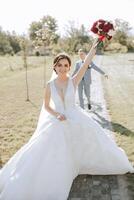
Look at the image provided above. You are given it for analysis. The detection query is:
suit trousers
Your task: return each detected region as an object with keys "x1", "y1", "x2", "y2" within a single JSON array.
[{"x1": 78, "y1": 79, "x2": 91, "y2": 108}]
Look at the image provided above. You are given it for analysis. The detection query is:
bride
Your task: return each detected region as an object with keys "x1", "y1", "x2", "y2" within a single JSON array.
[{"x1": 0, "y1": 39, "x2": 133, "y2": 200}]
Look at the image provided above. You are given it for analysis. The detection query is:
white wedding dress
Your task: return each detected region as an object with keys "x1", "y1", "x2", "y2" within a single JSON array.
[{"x1": 0, "y1": 77, "x2": 133, "y2": 200}]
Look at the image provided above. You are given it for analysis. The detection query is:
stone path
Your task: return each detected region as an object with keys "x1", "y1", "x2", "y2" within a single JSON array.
[{"x1": 68, "y1": 56, "x2": 129, "y2": 200}]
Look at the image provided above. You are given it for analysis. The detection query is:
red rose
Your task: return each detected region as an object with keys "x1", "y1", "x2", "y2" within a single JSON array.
[
  {"x1": 109, "y1": 23, "x2": 114, "y2": 29},
  {"x1": 103, "y1": 25, "x2": 110, "y2": 33},
  {"x1": 91, "y1": 26, "x2": 98, "y2": 33},
  {"x1": 104, "y1": 22, "x2": 114, "y2": 33},
  {"x1": 98, "y1": 19, "x2": 105, "y2": 24},
  {"x1": 98, "y1": 23, "x2": 104, "y2": 30}
]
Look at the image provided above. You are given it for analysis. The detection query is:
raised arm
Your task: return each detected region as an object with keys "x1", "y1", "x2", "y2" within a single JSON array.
[{"x1": 72, "y1": 40, "x2": 97, "y2": 87}]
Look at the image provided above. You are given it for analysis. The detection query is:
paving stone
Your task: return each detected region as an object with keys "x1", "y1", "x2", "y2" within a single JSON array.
[
  {"x1": 111, "y1": 194, "x2": 121, "y2": 200},
  {"x1": 92, "y1": 180, "x2": 101, "y2": 186},
  {"x1": 111, "y1": 189, "x2": 120, "y2": 195}
]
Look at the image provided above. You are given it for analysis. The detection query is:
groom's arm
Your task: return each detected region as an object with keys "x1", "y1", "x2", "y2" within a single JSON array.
[{"x1": 91, "y1": 62, "x2": 106, "y2": 75}]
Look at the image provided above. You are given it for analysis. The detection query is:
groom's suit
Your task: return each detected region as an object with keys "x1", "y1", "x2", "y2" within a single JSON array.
[{"x1": 73, "y1": 60, "x2": 105, "y2": 109}]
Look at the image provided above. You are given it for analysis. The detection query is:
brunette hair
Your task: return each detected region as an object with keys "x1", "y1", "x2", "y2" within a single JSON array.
[{"x1": 53, "y1": 53, "x2": 71, "y2": 71}]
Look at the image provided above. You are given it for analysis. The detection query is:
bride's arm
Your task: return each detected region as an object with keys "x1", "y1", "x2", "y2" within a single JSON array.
[
  {"x1": 44, "y1": 83, "x2": 66, "y2": 121},
  {"x1": 72, "y1": 40, "x2": 97, "y2": 87}
]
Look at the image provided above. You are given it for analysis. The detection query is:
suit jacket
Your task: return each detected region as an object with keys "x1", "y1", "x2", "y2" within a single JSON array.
[{"x1": 72, "y1": 60, "x2": 105, "y2": 84}]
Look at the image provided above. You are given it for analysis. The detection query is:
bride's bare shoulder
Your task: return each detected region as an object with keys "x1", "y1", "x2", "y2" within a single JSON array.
[{"x1": 46, "y1": 79, "x2": 54, "y2": 87}]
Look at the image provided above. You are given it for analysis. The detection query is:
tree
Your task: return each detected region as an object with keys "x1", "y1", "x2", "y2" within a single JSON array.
[
  {"x1": 114, "y1": 18, "x2": 132, "y2": 33},
  {"x1": 6, "y1": 31, "x2": 21, "y2": 54},
  {"x1": 0, "y1": 27, "x2": 13, "y2": 55},
  {"x1": 103, "y1": 18, "x2": 134, "y2": 52},
  {"x1": 62, "y1": 21, "x2": 92, "y2": 53},
  {"x1": 29, "y1": 15, "x2": 60, "y2": 86},
  {"x1": 0, "y1": 27, "x2": 21, "y2": 55},
  {"x1": 29, "y1": 21, "x2": 42, "y2": 41},
  {"x1": 19, "y1": 36, "x2": 30, "y2": 101},
  {"x1": 29, "y1": 15, "x2": 59, "y2": 46},
  {"x1": 113, "y1": 18, "x2": 132, "y2": 46}
]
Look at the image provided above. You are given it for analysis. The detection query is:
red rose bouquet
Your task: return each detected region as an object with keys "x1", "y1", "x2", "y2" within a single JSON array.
[{"x1": 90, "y1": 19, "x2": 115, "y2": 47}]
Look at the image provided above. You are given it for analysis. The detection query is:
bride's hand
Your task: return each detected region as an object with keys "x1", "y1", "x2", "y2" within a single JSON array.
[{"x1": 56, "y1": 113, "x2": 67, "y2": 121}]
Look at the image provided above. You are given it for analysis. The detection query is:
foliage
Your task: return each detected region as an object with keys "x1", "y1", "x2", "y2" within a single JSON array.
[
  {"x1": 126, "y1": 37, "x2": 134, "y2": 51},
  {"x1": 103, "y1": 18, "x2": 134, "y2": 52},
  {"x1": 0, "y1": 27, "x2": 13, "y2": 55},
  {"x1": 29, "y1": 15, "x2": 59, "y2": 46},
  {"x1": 0, "y1": 27, "x2": 21, "y2": 55},
  {"x1": 114, "y1": 18, "x2": 132, "y2": 33},
  {"x1": 6, "y1": 31, "x2": 21, "y2": 54},
  {"x1": 61, "y1": 21, "x2": 92, "y2": 53},
  {"x1": 0, "y1": 17, "x2": 134, "y2": 55},
  {"x1": 104, "y1": 42, "x2": 128, "y2": 53},
  {"x1": 112, "y1": 18, "x2": 133, "y2": 48}
]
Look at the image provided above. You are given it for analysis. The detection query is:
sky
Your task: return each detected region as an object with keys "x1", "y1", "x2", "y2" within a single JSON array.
[{"x1": 0, "y1": 0, "x2": 134, "y2": 36}]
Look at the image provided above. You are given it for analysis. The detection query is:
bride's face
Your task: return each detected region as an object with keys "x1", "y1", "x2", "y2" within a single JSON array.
[{"x1": 54, "y1": 59, "x2": 70, "y2": 75}]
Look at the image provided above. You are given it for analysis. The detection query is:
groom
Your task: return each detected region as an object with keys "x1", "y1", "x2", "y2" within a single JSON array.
[{"x1": 72, "y1": 49, "x2": 108, "y2": 109}]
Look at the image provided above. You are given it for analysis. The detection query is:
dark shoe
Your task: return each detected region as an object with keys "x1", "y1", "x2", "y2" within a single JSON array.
[{"x1": 88, "y1": 104, "x2": 91, "y2": 110}]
